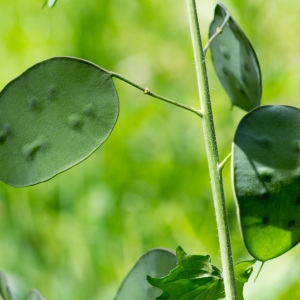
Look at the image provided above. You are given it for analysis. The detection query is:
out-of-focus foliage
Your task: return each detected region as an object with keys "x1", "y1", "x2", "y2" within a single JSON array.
[
  {"x1": 0, "y1": 0, "x2": 299, "y2": 299},
  {"x1": 0, "y1": 272, "x2": 44, "y2": 300}
]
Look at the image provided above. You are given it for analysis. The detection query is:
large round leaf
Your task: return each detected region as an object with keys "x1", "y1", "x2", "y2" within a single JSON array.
[
  {"x1": 0, "y1": 57, "x2": 119, "y2": 186},
  {"x1": 209, "y1": 3, "x2": 262, "y2": 111},
  {"x1": 232, "y1": 105, "x2": 300, "y2": 261}
]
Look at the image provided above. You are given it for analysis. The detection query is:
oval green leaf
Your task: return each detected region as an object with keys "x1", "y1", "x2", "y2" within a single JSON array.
[
  {"x1": 0, "y1": 57, "x2": 119, "y2": 187},
  {"x1": 232, "y1": 105, "x2": 300, "y2": 261},
  {"x1": 209, "y1": 3, "x2": 262, "y2": 111},
  {"x1": 114, "y1": 249, "x2": 177, "y2": 300}
]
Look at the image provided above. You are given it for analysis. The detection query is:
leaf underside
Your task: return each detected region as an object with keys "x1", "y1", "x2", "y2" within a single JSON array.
[
  {"x1": 209, "y1": 3, "x2": 262, "y2": 111},
  {"x1": 0, "y1": 57, "x2": 119, "y2": 187},
  {"x1": 233, "y1": 105, "x2": 300, "y2": 261},
  {"x1": 114, "y1": 249, "x2": 177, "y2": 300},
  {"x1": 148, "y1": 246, "x2": 254, "y2": 300}
]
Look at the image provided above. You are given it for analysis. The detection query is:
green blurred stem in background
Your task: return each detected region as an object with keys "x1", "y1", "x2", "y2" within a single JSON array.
[{"x1": 185, "y1": 0, "x2": 237, "y2": 299}]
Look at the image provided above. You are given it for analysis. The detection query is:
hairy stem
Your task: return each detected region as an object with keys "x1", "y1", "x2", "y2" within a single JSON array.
[{"x1": 185, "y1": 1, "x2": 237, "y2": 299}]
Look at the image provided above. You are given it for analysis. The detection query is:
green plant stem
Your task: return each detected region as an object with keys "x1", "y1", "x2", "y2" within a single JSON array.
[
  {"x1": 185, "y1": 1, "x2": 237, "y2": 299},
  {"x1": 110, "y1": 72, "x2": 202, "y2": 117}
]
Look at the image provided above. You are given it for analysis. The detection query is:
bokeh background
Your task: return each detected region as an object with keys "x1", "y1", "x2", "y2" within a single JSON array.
[{"x1": 0, "y1": 0, "x2": 299, "y2": 299}]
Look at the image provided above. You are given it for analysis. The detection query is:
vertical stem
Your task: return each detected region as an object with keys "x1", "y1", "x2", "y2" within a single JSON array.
[{"x1": 185, "y1": 1, "x2": 237, "y2": 299}]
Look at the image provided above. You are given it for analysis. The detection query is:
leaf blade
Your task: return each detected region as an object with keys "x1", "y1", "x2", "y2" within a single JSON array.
[
  {"x1": 114, "y1": 248, "x2": 177, "y2": 300},
  {"x1": 148, "y1": 247, "x2": 255, "y2": 300},
  {"x1": 0, "y1": 57, "x2": 119, "y2": 186},
  {"x1": 147, "y1": 246, "x2": 224, "y2": 300},
  {"x1": 233, "y1": 105, "x2": 300, "y2": 261},
  {"x1": 209, "y1": 3, "x2": 262, "y2": 111}
]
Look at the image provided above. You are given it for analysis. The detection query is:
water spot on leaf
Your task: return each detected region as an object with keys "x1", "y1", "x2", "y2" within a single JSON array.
[
  {"x1": 238, "y1": 87, "x2": 247, "y2": 98},
  {"x1": 83, "y1": 103, "x2": 97, "y2": 118},
  {"x1": 68, "y1": 114, "x2": 84, "y2": 130},
  {"x1": 287, "y1": 220, "x2": 296, "y2": 228},
  {"x1": 260, "y1": 192, "x2": 270, "y2": 200},
  {"x1": 292, "y1": 140, "x2": 300, "y2": 152},
  {"x1": 256, "y1": 137, "x2": 272, "y2": 149},
  {"x1": 258, "y1": 169, "x2": 273, "y2": 182},
  {"x1": 262, "y1": 216, "x2": 269, "y2": 225},
  {"x1": 220, "y1": 47, "x2": 231, "y2": 60},
  {"x1": 0, "y1": 125, "x2": 11, "y2": 144},
  {"x1": 222, "y1": 67, "x2": 229, "y2": 76},
  {"x1": 243, "y1": 62, "x2": 250, "y2": 72},
  {"x1": 28, "y1": 97, "x2": 38, "y2": 111},
  {"x1": 241, "y1": 74, "x2": 248, "y2": 85},
  {"x1": 47, "y1": 86, "x2": 56, "y2": 99},
  {"x1": 22, "y1": 140, "x2": 46, "y2": 161}
]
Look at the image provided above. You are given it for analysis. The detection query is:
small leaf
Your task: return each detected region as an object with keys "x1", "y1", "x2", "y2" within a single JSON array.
[
  {"x1": 209, "y1": 3, "x2": 262, "y2": 111},
  {"x1": 147, "y1": 246, "x2": 224, "y2": 300},
  {"x1": 0, "y1": 57, "x2": 119, "y2": 186},
  {"x1": 114, "y1": 249, "x2": 177, "y2": 300},
  {"x1": 148, "y1": 247, "x2": 255, "y2": 300},
  {"x1": 233, "y1": 105, "x2": 300, "y2": 261}
]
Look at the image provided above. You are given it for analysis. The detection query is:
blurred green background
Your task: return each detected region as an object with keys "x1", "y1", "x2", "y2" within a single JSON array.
[{"x1": 0, "y1": 0, "x2": 299, "y2": 299}]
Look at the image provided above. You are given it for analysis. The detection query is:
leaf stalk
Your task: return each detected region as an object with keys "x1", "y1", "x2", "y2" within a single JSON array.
[
  {"x1": 110, "y1": 72, "x2": 202, "y2": 117},
  {"x1": 203, "y1": 12, "x2": 230, "y2": 54}
]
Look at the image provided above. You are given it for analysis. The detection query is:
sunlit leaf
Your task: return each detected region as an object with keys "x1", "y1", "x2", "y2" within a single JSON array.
[
  {"x1": 234, "y1": 260, "x2": 256, "y2": 298},
  {"x1": 147, "y1": 247, "x2": 255, "y2": 300},
  {"x1": 209, "y1": 3, "x2": 262, "y2": 111},
  {"x1": 114, "y1": 249, "x2": 177, "y2": 300},
  {"x1": 233, "y1": 105, "x2": 300, "y2": 261},
  {"x1": 0, "y1": 57, "x2": 119, "y2": 187}
]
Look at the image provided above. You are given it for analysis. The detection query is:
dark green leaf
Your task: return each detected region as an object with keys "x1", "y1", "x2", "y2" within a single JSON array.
[
  {"x1": 209, "y1": 3, "x2": 262, "y2": 111},
  {"x1": 233, "y1": 105, "x2": 300, "y2": 261},
  {"x1": 0, "y1": 57, "x2": 119, "y2": 187},
  {"x1": 147, "y1": 246, "x2": 224, "y2": 300},
  {"x1": 114, "y1": 249, "x2": 177, "y2": 300}
]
